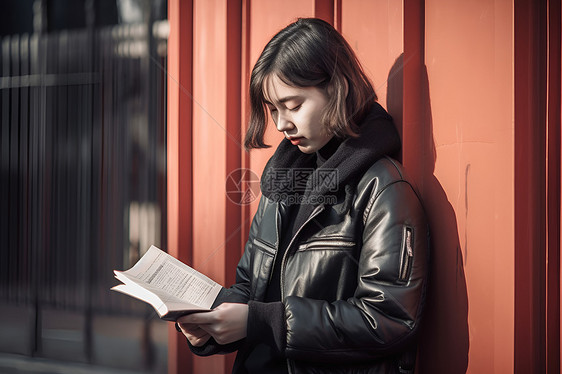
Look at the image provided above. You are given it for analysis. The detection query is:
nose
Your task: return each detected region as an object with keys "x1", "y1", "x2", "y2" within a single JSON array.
[{"x1": 275, "y1": 113, "x2": 294, "y2": 133}]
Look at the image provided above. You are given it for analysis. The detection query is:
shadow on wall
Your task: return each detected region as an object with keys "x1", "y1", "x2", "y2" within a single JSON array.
[{"x1": 387, "y1": 54, "x2": 470, "y2": 374}]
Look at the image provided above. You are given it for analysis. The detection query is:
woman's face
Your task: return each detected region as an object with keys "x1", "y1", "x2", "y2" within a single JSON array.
[{"x1": 264, "y1": 74, "x2": 333, "y2": 154}]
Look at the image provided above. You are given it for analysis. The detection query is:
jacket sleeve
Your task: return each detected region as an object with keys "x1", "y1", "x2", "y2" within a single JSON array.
[
  {"x1": 283, "y1": 180, "x2": 429, "y2": 363},
  {"x1": 187, "y1": 195, "x2": 267, "y2": 356}
]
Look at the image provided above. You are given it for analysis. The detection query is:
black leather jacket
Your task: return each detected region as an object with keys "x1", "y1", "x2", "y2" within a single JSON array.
[
  {"x1": 193, "y1": 157, "x2": 429, "y2": 374},
  {"x1": 190, "y1": 104, "x2": 429, "y2": 373}
]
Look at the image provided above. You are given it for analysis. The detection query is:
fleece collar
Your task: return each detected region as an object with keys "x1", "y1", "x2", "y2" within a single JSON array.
[{"x1": 260, "y1": 102, "x2": 401, "y2": 206}]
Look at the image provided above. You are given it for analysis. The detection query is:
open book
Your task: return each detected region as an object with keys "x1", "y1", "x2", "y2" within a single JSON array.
[{"x1": 111, "y1": 245, "x2": 222, "y2": 321}]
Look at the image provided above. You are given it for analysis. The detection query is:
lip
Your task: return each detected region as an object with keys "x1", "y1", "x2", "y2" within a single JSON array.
[{"x1": 287, "y1": 136, "x2": 304, "y2": 145}]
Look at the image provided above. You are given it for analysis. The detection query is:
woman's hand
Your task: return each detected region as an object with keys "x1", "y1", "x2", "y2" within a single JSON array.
[
  {"x1": 176, "y1": 323, "x2": 212, "y2": 347},
  {"x1": 177, "y1": 303, "x2": 249, "y2": 345}
]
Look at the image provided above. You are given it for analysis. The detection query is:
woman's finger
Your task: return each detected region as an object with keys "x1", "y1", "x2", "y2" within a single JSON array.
[
  {"x1": 178, "y1": 323, "x2": 206, "y2": 337},
  {"x1": 177, "y1": 323, "x2": 212, "y2": 346},
  {"x1": 187, "y1": 331, "x2": 211, "y2": 347}
]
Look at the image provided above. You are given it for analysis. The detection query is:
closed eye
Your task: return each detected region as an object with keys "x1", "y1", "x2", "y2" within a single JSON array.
[{"x1": 289, "y1": 104, "x2": 302, "y2": 112}]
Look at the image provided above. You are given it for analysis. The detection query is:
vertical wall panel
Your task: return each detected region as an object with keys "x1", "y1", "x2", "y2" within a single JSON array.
[
  {"x1": 191, "y1": 0, "x2": 242, "y2": 372},
  {"x1": 167, "y1": 0, "x2": 193, "y2": 373},
  {"x1": 421, "y1": 0, "x2": 514, "y2": 373},
  {"x1": 191, "y1": 0, "x2": 228, "y2": 371},
  {"x1": 239, "y1": 0, "x2": 252, "y2": 255},
  {"x1": 546, "y1": 1, "x2": 561, "y2": 372},
  {"x1": 340, "y1": 0, "x2": 403, "y2": 116},
  {"x1": 192, "y1": 0, "x2": 228, "y2": 286},
  {"x1": 225, "y1": 3, "x2": 244, "y2": 339},
  {"x1": 513, "y1": 0, "x2": 546, "y2": 372}
]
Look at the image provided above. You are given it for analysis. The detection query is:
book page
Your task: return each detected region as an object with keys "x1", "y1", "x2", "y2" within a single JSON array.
[{"x1": 117, "y1": 245, "x2": 221, "y2": 309}]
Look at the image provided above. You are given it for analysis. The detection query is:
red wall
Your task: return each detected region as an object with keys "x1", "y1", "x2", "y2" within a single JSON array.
[
  {"x1": 167, "y1": 1, "x2": 561, "y2": 373},
  {"x1": 420, "y1": 1, "x2": 514, "y2": 372}
]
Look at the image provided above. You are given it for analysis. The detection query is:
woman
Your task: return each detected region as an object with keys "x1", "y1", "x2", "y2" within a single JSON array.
[{"x1": 177, "y1": 18, "x2": 429, "y2": 374}]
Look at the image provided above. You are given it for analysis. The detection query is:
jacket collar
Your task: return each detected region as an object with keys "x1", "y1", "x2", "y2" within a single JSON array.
[{"x1": 260, "y1": 101, "x2": 401, "y2": 205}]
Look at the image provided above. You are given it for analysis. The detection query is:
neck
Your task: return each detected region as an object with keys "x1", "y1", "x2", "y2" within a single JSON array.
[{"x1": 316, "y1": 136, "x2": 342, "y2": 167}]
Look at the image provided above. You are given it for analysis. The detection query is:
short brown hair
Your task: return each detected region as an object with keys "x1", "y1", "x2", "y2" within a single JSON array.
[{"x1": 244, "y1": 18, "x2": 377, "y2": 150}]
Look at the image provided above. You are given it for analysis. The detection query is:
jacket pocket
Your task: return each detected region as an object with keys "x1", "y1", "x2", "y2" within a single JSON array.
[
  {"x1": 297, "y1": 238, "x2": 356, "y2": 252},
  {"x1": 250, "y1": 238, "x2": 276, "y2": 299},
  {"x1": 253, "y1": 238, "x2": 276, "y2": 256},
  {"x1": 398, "y1": 226, "x2": 414, "y2": 283}
]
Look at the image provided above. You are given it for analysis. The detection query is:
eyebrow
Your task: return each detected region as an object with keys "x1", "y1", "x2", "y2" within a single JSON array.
[{"x1": 264, "y1": 95, "x2": 302, "y2": 105}]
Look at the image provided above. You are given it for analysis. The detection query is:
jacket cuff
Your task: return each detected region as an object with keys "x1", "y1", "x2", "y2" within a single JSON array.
[
  {"x1": 187, "y1": 337, "x2": 244, "y2": 357},
  {"x1": 247, "y1": 301, "x2": 286, "y2": 353}
]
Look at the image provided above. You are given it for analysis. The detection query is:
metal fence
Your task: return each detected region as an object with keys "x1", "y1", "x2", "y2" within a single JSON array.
[{"x1": 0, "y1": 20, "x2": 168, "y2": 369}]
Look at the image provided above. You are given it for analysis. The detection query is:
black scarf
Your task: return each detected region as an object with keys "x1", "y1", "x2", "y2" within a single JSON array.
[{"x1": 260, "y1": 102, "x2": 401, "y2": 238}]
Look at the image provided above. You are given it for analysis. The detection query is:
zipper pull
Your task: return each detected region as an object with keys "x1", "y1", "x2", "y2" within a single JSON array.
[{"x1": 406, "y1": 228, "x2": 413, "y2": 257}]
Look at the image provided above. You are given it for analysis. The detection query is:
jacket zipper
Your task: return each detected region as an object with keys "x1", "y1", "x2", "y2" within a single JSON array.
[
  {"x1": 297, "y1": 240, "x2": 355, "y2": 251},
  {"x1": 266, "y1": 203, "x2": 282, "y2": 286},
  {"x1": 399, "y1": 226, "x2": 414, "y2": 282},
  {"x1": 280, "y1": 203, "x2": 326, "y2": 302},
  {"x1": 281, "y1": 204, "x2": 326, "y2": 374}
]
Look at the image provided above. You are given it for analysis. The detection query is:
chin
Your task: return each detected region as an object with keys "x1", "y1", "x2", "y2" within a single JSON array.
[{"x1": 297, "y1": 145, "x2": 317, "y2": 154}]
